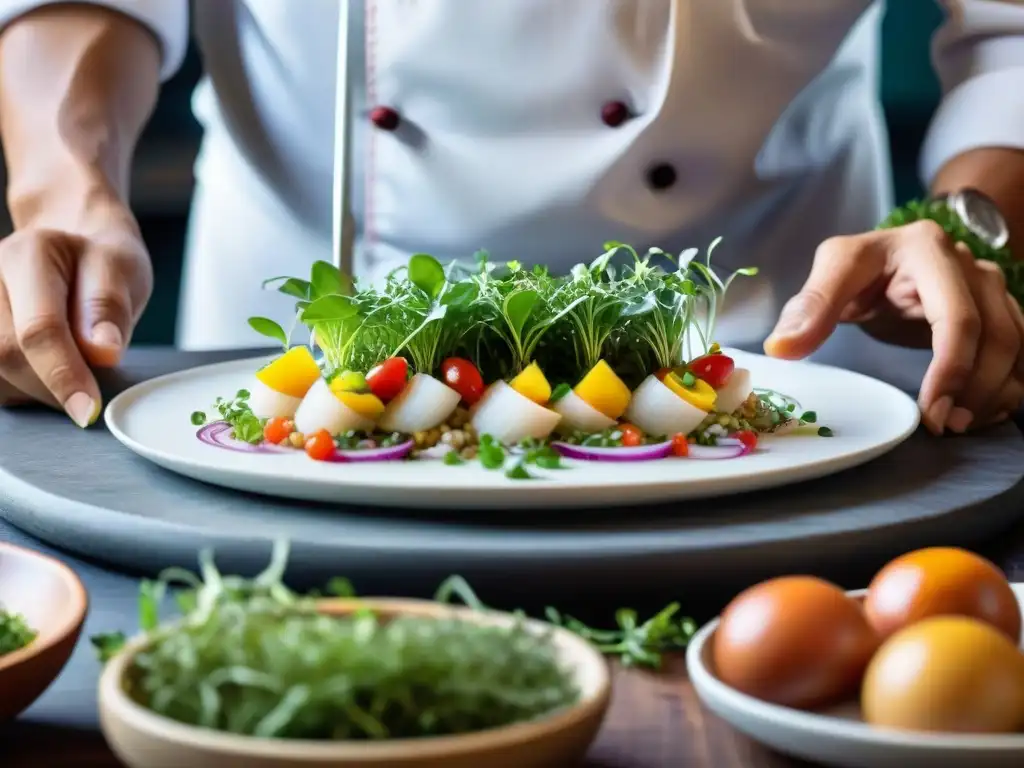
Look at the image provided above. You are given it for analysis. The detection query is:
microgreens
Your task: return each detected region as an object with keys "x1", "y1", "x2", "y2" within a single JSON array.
[
  {"x1": 92, "y1": 543, "x2": 580, "y2": 740},
  {"x1": 193, "y1": 390, "x2": 264, "y2": 444},
  {"x1": 0, "y1": 607, "x2": 35, "y2": 657},
  {"x1": 243, "y1": 238, "x2": 752, "y2": 386}
]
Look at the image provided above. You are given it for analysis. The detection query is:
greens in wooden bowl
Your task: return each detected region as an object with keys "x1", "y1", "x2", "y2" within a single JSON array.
[{"x1": 94, "y1": 542, "x2": 593, "y2": 743}]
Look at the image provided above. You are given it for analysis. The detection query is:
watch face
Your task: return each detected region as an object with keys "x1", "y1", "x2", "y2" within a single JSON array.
[{"x1": 951, "y1": 188, "x2": 1010, "y2": 250}]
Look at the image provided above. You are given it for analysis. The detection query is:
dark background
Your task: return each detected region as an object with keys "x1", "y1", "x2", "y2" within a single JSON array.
[{"x1": 2, "y1": 1, "x2": 946, "y2": 344}]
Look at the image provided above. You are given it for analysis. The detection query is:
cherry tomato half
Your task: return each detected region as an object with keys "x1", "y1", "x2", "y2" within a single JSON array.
[
  {"x1": 689, "y1": 354, "x2": 735, "y2": 389},
  {"x1": 263, "y1": 417, "x2": 293, "y2": 445},
  {"x1": 671, "y1": 433, "x2": 690, "y2": 457},
  {"x1": 619, "y1": 423, "x2": 643, "y2": 447},
  {"x1": 735, "y1": 429, "x2": 758, "y2": 452},
  {"x1": 305, "y1": 429, "x2": 336, "y2": 461},
  {"x1": 440, "y1": 357, "x2": 485, "y2": 405},
  {"x1": 366, "y1": 357, "x2": 409, "y2": 402}
]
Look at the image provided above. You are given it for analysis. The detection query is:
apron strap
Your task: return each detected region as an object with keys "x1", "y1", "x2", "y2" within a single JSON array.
[{"x1": 332, "y1": 0, "x2": 355, "y2": 277}]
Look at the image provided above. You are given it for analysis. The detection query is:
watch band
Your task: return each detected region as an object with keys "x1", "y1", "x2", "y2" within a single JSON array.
[{"x1": 934, "y1": 188, "x2": 1010, "y2": 250}]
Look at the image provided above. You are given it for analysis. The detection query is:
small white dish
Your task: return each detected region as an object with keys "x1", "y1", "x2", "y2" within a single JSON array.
[
  {"x1": 104, "y1": 349, "x2": 920, "y2": 509},
  {"x1": 687, "y1": 585, "x2": 1024, "y2": 768}
]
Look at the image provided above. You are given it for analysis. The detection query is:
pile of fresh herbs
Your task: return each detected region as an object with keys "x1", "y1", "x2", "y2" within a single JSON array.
[
  {"x1": 92, "y1": 542, "x2": 696, "y2": 740},
  {"x1": 248, "y1": 239, "x2": 756, "y2": 390},
  {"x1": 0, "y1": 607, "x2": 36, "y2": 657},
  {"x1": 878, "y1": 199, "x2": 1024, "y2": 306}
]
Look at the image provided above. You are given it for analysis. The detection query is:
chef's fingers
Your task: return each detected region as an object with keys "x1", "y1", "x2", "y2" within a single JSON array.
[
  {"x1": 0, "y1": 280, "x2": 59, "y2": 408},
  {"x1": 0, "y1": 230, "x2": 101, "y2": 426},
  {"x1": 1005, "y1": 289, "x2": 1024, "y2": 381},
  {"x1": 70, "y1": 241, "x2": 150, "y2": 368},
  {"x1": 891, "y1": 228, "x2": 980, "y2": 435},
  {"x1": 764, "y1": 232, "x2": 888, "y2": 359},
  {"x1": 951, "y1": 258, "x2": 1020, "y2": 426}
]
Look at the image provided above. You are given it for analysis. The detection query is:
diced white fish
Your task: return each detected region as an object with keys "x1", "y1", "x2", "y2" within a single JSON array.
[
  {"x1": 471, "y1": 380, "x2": 562, "y2": 445},
  {"x1": 551, "y1": 389, "x2": 616, "y2": 436},
  {"x1": 247, "y1": 378, "x2": 303, "y2": 420},
  {"x1": 715, "y1": 367, "x2": 752, "y2": 414},
  {"x1": 293, "y1": 377, "x2": 374, "y2": 435},
  {"x1": 378, "y1": 373, "x2": 461, "y2": 434},
  {"x1": 624, "y1": 374, "x2": 708, "y2": 437}
]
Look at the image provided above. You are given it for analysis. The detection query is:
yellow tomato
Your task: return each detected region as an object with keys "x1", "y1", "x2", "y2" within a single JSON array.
[
  {"x1": 334, "y1": 391, "x2": 386, "y2": 421},
  {"x1": 509, "y1": 362, "x2": 552, "y2": 404},
  {"x1": 573, "y1": 360, "x2": 631, "y2": 419},
  {"x1": 664, "y1": 373, "x2": 717, "y2": 412},
  {"x1": 255, "y1": 346, "x2": 321, "y2": 398}
]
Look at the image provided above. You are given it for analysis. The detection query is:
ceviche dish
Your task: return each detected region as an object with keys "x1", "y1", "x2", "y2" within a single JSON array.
[{"x1": 190, "y1": 240, "x2": 831, "y2": 479}]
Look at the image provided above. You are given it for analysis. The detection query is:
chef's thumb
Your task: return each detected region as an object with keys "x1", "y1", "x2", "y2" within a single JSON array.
[
  {"x1": 763, "y1": 291, "x2": 836, "y2": 360},
  {"x1": 72, "y1": 247, "x2": 136, "y2": 368}
]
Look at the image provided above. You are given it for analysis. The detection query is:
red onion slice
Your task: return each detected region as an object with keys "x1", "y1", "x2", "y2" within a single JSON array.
[
  {"x1": 685, "y1": 437, "x2": 753, "y2": 460},
  {"x1": 551, "y1": 441, "x2": 673, "y2": 462},
  {"x1": 196, "y1": 422, "x2": 287, "y2": 454},
  {"x1": 197, "y1": 421, "x2": 414, "y2": 462},
  {"x1": 327, "y1": 440, "x2": 415, "y2": 463}
]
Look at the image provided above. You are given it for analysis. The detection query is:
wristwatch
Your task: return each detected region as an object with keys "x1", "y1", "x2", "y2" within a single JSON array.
[{"x1": 934, "y1": 188, "x2": 1010, "y2": 250}]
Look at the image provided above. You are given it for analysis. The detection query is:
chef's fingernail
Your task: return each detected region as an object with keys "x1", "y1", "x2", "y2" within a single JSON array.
[
  {"x1": 947, "y1": 406, "x2": 974, "y2": 434},
  {"x1": 92, "y1": 322, "x2": 122, "y2": 349},
  {"x1": 926, "y1": 396, "x2": 953, "y2": 433},
  {"x1": 65, "y1": 392, "x2": 99, "y2": 428}
]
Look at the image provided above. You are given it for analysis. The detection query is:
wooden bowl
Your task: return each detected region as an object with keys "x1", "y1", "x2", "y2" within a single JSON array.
[
  {"x1": 99, "y1": 598, "x2": 612, "y2": 768},
  {"x1": 0, "y1": 543, "x2": 88, "y2": 720}
]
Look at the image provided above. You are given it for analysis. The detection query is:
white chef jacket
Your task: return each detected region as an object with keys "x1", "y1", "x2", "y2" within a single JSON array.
[{"x1": 2, "y1": 1, "x2": 1024, "y2": 390}]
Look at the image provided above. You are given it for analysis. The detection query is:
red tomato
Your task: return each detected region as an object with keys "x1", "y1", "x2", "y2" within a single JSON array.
[
  {"x1": 620, "y1": 424, "x2": 643, "y2": 447},
  {"x1": 440, "y1": 357, "x2": 485, "y2": 404},
  {"x1": 654, "y1": 368, "x2": 673, "y2": 382},
  {"x1": 689, "y1": 354, "x2": 735, "y2": 389},
  {"x1": 305, "y1": 430, "x2": 336, "y2": 461},
  {"x1": 671, "y1": 433, "x2": 690, "y2": 457},
  {"x1": 263, "y1": 417, "x2": 292, "y2": 445},
  {"x1": 735, "y1": 429, "x2": 758, "y2": 452},
  {"x1": 366, "y1": 357, "x2": 409, "y2": 402}
]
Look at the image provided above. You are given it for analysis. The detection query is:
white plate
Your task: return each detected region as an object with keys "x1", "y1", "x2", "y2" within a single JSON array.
[
  {"x1": 104, "y1": 349, "x2": 920, "y2": 510},
  {"x1": 688, "y1": 585, "x2": 1024, "y2": 768}
]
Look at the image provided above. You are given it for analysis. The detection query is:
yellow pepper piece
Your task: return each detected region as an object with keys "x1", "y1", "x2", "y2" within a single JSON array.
[
  {"x1": 335, "y1": 391, "x2": 386, "y2": 421},
  {"x1": 509, "y1": 362, "x2": 552, "y2": 404},
  {"x1": 664, "y1": 373, "x2": 717, "y2": 412},
  {"x1": 255, "y1": 346, "x2": 321, "y2": 398},
  {"x1": 573, "y1": 360, "x2": 632, "y2": 419}
]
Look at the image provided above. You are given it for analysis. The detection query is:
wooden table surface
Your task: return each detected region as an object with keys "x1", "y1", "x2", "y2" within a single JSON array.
[{"x1": 6, "y1": 525, "x2": 1024, "y2": 768}]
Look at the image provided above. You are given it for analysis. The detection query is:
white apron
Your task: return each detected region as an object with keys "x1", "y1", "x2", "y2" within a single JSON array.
[{"x1": 175, "y1": 0, "x2": 1019, "y2": 391}]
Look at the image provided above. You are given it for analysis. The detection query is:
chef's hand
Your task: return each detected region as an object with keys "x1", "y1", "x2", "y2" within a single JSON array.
[
  {"x1": 763, "y1": 220, "x2": 1024, "y2": 435},
  {"x1": 0, "y1": 199, "x2": 153, "y2": 426}
]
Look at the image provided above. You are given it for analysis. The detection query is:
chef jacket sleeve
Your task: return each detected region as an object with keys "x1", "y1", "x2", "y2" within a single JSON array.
[
  {"x1": 0, "y1": 0, "x2": 188, "y2": 81},
  {"x1": 920, "y1": 1, "x2": 1024, "y2": 186}
]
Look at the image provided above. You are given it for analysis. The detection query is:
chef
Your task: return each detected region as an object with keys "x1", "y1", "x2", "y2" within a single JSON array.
[{"x1": 0, "y1": 0, "x2": 1022, "y2": 437}]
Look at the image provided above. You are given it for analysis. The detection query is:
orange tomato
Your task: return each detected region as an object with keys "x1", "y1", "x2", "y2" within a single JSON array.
[
  {"x1": 864, "y1": 547, "x2": 1021, "y2": 642},
  {"x1": 263, "y1": 417, "x2": 293, "y2": 445},
  {"x1": 671, "y1": 433, "x2": 689, "y2": 457},
  {"x1": 619, "y1": 423, "x2": 643, "y2": 447},
  {"x1": 304, "y1": 430, "x2": 336, "y2": 461}
]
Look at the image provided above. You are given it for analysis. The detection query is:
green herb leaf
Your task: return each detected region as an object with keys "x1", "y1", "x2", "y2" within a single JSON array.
[
  {"x1": 550, "y1": 383, "x2": 571, "y2": 402},
  {"x1": 443, "y1": 450, "x2": 465, "y2": 466},
  {"x1": 818, "y1": 426, "x2": 834, "y2": 437},
  {"x1": 301, "y1": 295, "x2": 358, "y2": 323},
  {"x1": 262, "y1": 276, "x2": 312, "y2": 300},
  {"x1": 408, "y1": 253, "x2": 446, "y2": 299},
  {"x1": 505, "y1": 462, "x2": 533, "y2": 480},
  {"x1": 310, "y1": 261, "x2": 348, "y2": 298},
  {"x1": 800, "y1": 410, "x2": 817, "y2": 424},
  {"x1": 441, "y1": 281, "x2": 478, "y2": 308},
  {"x1": 90, "y1": 631, "x2": 126, "y2": 663},
  {"x1": 247, "y1": 317, "x2": 289, "y2": 348},
  {"x1": 504, "y1": 290, "x2": 539, "y2": 340}
]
